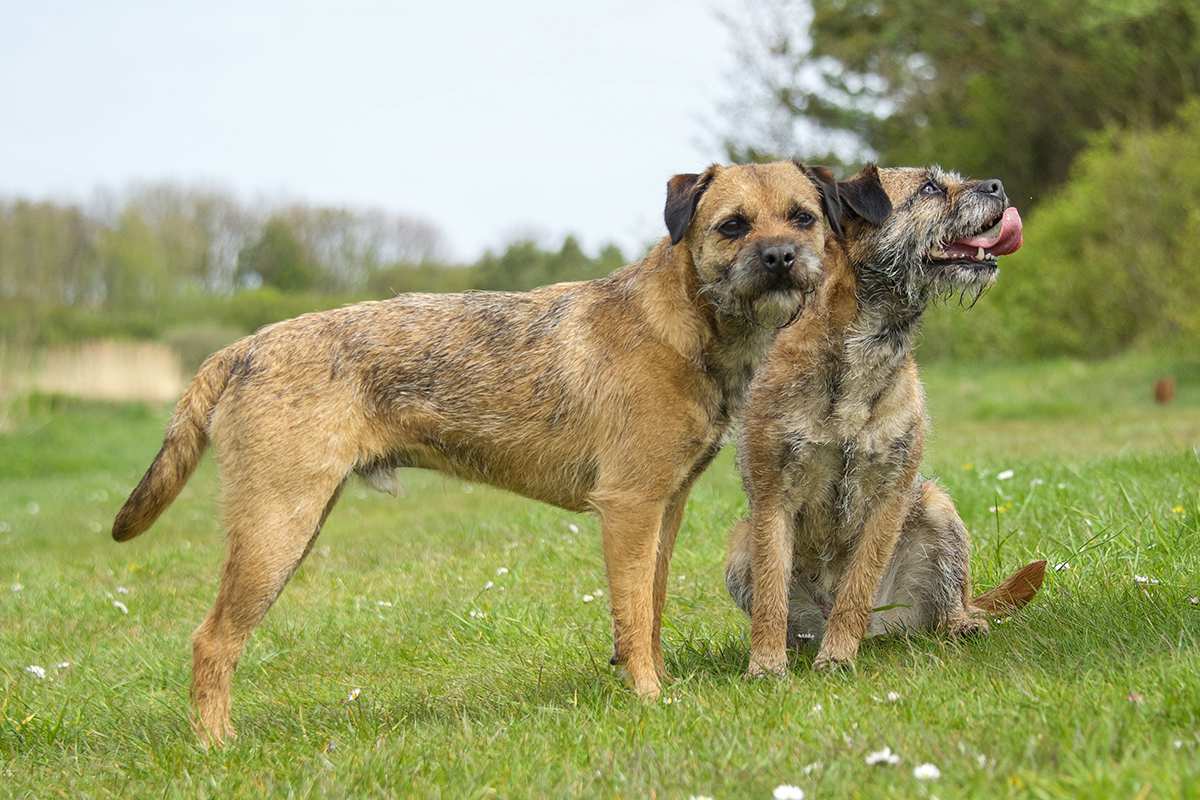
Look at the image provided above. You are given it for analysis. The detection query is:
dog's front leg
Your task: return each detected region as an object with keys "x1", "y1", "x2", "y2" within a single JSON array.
[
  {"x1": 747, "y1": 503, "x2": 794, "y2": 677},
  {"x1": 598, "y1": 496, "x2": 666, "y2": 700},
  {"x1": 814, "y1": 486, "x2": 914, "y2": 671}
]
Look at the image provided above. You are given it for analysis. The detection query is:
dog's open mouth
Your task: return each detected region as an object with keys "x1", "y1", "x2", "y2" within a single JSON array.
[{"x1": 928, "y1": 207, "x2": 1023, "y2": 267}]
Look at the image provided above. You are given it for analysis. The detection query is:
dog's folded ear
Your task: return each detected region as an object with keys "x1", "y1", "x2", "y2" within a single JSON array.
[
  {"x1": 664, "y1": 165, "x2": 717, "y2": 245},
  {"x1": 797, "y1": 162, "x2": 844, "y2": 238},
  {"x1": 837, "y1": 164, "x2": 892, "y2": 227}
]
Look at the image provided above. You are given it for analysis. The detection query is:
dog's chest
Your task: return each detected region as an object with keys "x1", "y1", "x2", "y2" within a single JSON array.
[
  {"x1": 704, "y1": 325, "x2": 777, "y2": 430},
  {"x1": 776, "y1": 379, "x2": 916, "y2": 550}
]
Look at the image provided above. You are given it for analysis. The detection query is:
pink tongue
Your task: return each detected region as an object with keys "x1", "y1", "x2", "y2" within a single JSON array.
[{"x1": 952, "y1": 206, "x2": 1023, "y2": 255}]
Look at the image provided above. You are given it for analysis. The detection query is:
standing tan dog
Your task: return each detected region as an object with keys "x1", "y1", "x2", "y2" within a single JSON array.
[
  {"x1": 112, "y1": 161, "x2": 841, "y2": 744},
  {"x1": 724, "y1": 165, "x2": 1045, "y2": 677}
]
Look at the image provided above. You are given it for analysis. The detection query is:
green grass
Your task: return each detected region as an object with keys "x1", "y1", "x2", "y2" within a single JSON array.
[{"x1": 2, "y1": 354, "x2": 1199, "y2": 798}]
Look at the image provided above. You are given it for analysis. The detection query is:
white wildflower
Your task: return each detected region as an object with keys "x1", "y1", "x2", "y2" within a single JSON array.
[
  {"x1": 581, "y1": 594, "x2": 595, "y2": 603},
  {"x1": 496, "y1": 567, "x2": 509, "y2": 576},
  {"x1": 483, "y1": 580, "x2": 494, "y2": 590},
  {"x1": 1189, "y1": 596, "x2": 1199, "y2": 606},
  {"x1": 468, "y1": 609, "x2": 485, "y2": 619},
  {"x1": 865, "y1": 746, "x2": 900, "y2": 766},
  {"x1": 1174, "y1": 739, "x2": 1184, "y2": 750},
  {"x1": 773, "y1": 785, "x2": 805, "y2": 800},
  {"x1": 996, "y1": 469, "x2": 1014, "y2": 481},
  {"x1": 1054, "y1": 562, "x2": 1070, "y2": 572},
  {"x1": 346, "y1": 687, "x2": 361, "y2": 702},
  {"x1": 10, "y1": 583, "x2": 22, "y2": 593},
  {"x1": 1134, "y1": 575, "x2": 1160, "y2": 585},
  {"x1": 885, "y1": 691, "x2": 901, "y2": 703},
  {"x1": 55, "y1": 661, "x2": 71, "y2": 670},
  {"x1": 25, "y1": 665, "x2": 46, "y2": 679},
  {"x1": 913, "y1": 763, "x2": 941, "y2": 781},
  {"x1": 811, "y1": 703, "x2": 823, "y2": 714},
  {"x1": 688, "y1": 796, "x2": 714, "y2": 800},
  {"x1": 567, "y1": 522, "x2": 580, "y2": 534},
  {"x1": 375, "y1": 600, "x2": 393, "y2": 608},
  {"x1": 802, "y1": 762, "x2": 822, "y2": 776},
  {"x1": 112, "y1": 600, "x2": 129, "y2": 614},
  {"x1": 115, "y1": 586, "x2": 129, "y2": 595}
]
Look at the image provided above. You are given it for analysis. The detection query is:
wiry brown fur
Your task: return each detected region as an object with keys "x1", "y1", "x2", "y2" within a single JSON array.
[
  {"x1": 112, "y1": 161, "x2": 836, "y2": 745},
  {"x1": 724, "y1": 165, "x2": 1045, "y2": 677}
]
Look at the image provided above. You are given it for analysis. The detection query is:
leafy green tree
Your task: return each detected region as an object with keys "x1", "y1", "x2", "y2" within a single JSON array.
[
  {"x1": 236, "y1": 217, "x2": 320, "y2": 292},
  {"x1": 100, "y1": 208, "x2": 172, "y2": 308}
]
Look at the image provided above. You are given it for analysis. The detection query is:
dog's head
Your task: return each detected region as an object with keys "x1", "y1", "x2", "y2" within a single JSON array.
[
  {"x1": 833, "y1": 165, "x2": 1023, "y2": 303},
  {"x1": 664, "y1": 161, "x2": 836, "y2": 327}
]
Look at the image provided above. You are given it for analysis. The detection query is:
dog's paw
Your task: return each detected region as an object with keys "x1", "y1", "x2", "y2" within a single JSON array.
[
  {"x1": 745, "y1": 655, "x2": 788, "y2": 679},
  {"x1": 633, "y1": 680, "x2": 662, "y2": 702},
  {"x1": 948, "y1": 616, "x2": 990, "y2": 638},
  {"x1": 812, "y1": 652, "x2": 855, "y2": 673}
]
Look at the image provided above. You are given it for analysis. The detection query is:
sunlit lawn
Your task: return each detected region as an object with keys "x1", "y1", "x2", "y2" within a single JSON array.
[{"x1": 2, "y1": 353, "x2": 1198, "y2": 798}]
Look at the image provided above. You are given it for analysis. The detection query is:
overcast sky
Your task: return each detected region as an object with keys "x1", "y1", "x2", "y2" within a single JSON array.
[{"x1": 1, "y1": 0, "x2": 739, "y2": 259}]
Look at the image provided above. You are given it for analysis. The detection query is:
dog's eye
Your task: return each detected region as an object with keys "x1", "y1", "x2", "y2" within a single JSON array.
[
  {"x1": 920, "y1": 180, "x2": 945, "y2": 196},
  {"x1": 790, "y1": 210, "x2": 816, "y2": 228},
  {"x1": 717, "y1": 217, "x2": 748, "y2": 238}
]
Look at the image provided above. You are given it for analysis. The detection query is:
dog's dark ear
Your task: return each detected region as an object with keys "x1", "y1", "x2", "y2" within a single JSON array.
[
  {"x1": 664, "y1": 166, "x2": 716, "y2": 245},
  {"x1": 797, "y1": 162, "x2": 844, "y2": 238},
  {"x1": 837, "y1": 164, "x2": 891, "y2": 226}
]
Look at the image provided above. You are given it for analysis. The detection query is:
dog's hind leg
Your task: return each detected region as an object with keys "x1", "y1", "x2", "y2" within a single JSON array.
[
  {"x1": 190, "y1": 464, "x2": 347, "y2": 746},
  {"x1": 596, "y1": 493, "x2": 666, "y2": 700},
  {"x1": 869, "y1": 480, "x2": 987, "y2": 638}
]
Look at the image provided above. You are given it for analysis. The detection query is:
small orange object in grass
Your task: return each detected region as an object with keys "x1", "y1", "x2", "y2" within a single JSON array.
[{"x1": 1155, "y1": 377, "x2": 1175, "y2": 404}]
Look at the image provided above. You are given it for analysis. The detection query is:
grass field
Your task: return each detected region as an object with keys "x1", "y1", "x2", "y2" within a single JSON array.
[{"x1": 2, "y1": 353, "x2": 1199, "y2": 798}]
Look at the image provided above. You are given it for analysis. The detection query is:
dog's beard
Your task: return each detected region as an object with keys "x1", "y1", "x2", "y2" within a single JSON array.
[
  {"x1": 700, "y1": 277, "x2": 808, "y2": 329},
  {"x1": 751, "y1": 289, "x2": 807, "y2": 328},
  {"x1": 700, "y1": 254, "x2": 814, "y2": 329},
  {"x1": 928, "y1": 264, "x2": 996, "y2": 308}
]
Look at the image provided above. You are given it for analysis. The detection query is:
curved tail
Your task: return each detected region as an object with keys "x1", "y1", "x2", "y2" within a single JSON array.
[
  {"x1": 972, "y1": 559, "x2": 1047, "y2": 616},
  {"x1": 111, "y1": 342, "x2": 245, "y2": 542}
]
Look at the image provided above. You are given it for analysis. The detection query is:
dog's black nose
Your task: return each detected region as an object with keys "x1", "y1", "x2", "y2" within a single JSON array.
[
  {"x1": 976, "y1": 178, "x2": 1007, "y2": 204},
  {"x1": 760, "y1": 243, "x2": 796, "y2": 273}
]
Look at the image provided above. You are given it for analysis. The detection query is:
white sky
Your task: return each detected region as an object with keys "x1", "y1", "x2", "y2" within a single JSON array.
[{"x1": 0, "y1": 0, "x2": 739, "y2": 260}]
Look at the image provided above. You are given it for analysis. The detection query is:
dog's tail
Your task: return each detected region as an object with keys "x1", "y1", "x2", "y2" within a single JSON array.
[
  {"x1": 111, "y1": 341, "x2": 246, "y2": 542},
  {"x1": 971, "y1": 560, "x2": 1047, "y2": 616}
]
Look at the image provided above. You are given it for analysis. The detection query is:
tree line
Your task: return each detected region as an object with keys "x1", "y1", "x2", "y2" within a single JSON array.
[{"x1": 0, "y1": 185, "x2": 626, "y2": 353}]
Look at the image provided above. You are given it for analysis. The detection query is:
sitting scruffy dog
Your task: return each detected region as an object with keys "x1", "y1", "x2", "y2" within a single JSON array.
[
  {"x1": 112, "y1": 161, "x2": 842, "y2": 744},
  {"x1": 724, "y1": 164, "x2": 1045, "y2": 677}
]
